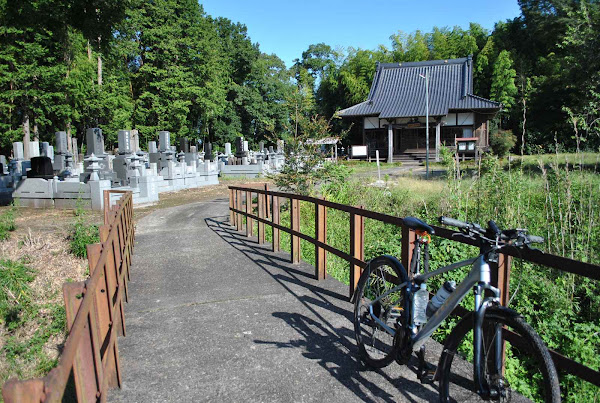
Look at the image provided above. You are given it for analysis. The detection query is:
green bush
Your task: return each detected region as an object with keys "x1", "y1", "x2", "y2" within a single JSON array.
[
  {"x1": 69, "y1": 220, "x2": 99, "y2": 258},
  {"x1": 0, "y1": 259, "x2": 35, "y2": 329},
  {"x1": 490, "y1": 129, "x2": 517, "y2": 156},
  {"x1": 0, "y1": 206, "x2": 17, "y2": 241}
]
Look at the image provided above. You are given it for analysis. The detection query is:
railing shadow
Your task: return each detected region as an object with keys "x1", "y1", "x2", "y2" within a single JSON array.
[{"x1": 204, "y1": 214, "x2": 439, "y2": 402}]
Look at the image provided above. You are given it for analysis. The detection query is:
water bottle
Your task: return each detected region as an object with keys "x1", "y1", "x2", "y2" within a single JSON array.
[
  {"x1": 413, "y1": 283, "x2": 429, "y2": 325},
  {"x1": 426, "y1": 280, "x2": 456, "y2": 318}
]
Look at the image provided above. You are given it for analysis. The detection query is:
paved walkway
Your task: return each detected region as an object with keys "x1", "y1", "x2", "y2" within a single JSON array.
[{"x1": 110, "y1": 198, "x2": 442, "y2": 402}]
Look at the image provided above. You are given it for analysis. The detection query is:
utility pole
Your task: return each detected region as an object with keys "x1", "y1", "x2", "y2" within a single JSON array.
[{"x1": 420, "y1": 69, "x2": 430, "y2": 179}]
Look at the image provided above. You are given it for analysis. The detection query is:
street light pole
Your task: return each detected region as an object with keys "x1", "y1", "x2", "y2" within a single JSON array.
[{"x1": 420, "y1": 70, "x2": 430, "y2": 179}]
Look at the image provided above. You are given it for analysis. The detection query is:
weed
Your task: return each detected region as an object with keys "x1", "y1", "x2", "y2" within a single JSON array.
[{"x1": 0, "y1": 205, "x2": 17, "y2": 241}]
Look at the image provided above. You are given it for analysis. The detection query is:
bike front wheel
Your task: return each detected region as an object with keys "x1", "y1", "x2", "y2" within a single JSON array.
[
  {"x1": 353, "y1": 255, "x2": 408, "y2": 368},
  {"x1": 438, "y1": 306, "x2": 561, "y2": 402}
]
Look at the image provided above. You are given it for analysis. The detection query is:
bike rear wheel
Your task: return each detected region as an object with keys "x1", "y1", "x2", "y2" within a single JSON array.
[
  {"x1": 438, "y1": 306, "x2": 561, "y2": 402},
  {"x1": 353, "y1": 255, "x2": 408, "y2": 368}
]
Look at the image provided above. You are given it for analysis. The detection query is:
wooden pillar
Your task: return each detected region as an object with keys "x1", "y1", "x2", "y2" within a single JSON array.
[
  {"x1": 401, "y1": 224, "x2": 416, "y2": 277},
  {"x1": 489, "y1": 252, "x2": 512, "y2": 376},
  {"x1": 387, "y1": 124, "x2": 393, "y2": 163},
  {"x1": 264, "y1": 183, "x2": 270, "y2": 220},
  {"x1": 246, "y1": 191, "x2": 253, "y2": 237},
  {"x1": 491, "y1": 253, "x2": 512, "y2": 307},
  {"x1": 349, "y1": 211, "x2": 364, "y2": 297},
  {"x1": 229, "y1": 188, "x2": 235, "y2": 226},
  {"x1": 315, "y1": 201, "x2": 327, "y2": 280},
  {"x1": 272, "y1": 196, "x2": 280, "y2": 252},
  {"x1": 257, "y1": 190, "x2": 265, "y2": 244},
  {"x1": 236, "y1": 190, "x2": 243, "y2": 231},
  {"x1": 290, "y1": 198, "x2": 300, "y2": 264},
  {"x1": 63, "y1": 281, "x2": 100, "y2": 402},
  {"x1": 435, "y1": 120, "x2": 441, "y2": 162}
]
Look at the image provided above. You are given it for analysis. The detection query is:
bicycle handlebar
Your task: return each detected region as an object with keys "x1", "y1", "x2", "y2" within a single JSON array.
[
  {"x1": 439, "y1": 216, "x2": 471, "y2": 230},
  {"x1": 438, "y1": 216, "x2": 544, "y2": 246}
]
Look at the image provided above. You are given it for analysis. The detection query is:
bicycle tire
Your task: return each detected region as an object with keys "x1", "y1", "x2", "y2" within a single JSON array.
[
  {"x1": 438, "y1": 306, "x2": 561, "y2": 402},
  {"x1": 353, "y1": 255, "x2": 408, "y2": 368}
]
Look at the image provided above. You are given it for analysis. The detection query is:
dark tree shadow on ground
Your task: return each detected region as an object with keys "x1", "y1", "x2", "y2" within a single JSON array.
[{"x1": 205, "y1": 214, "x2": 441, "y2": 402}]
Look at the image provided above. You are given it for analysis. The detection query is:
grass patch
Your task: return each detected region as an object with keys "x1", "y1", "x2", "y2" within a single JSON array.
[
  {"x1": 0, "y1": 259, "x2": 67, "y2": 384},
  {"x1": 68, "y1": 208, "x2": 99, "y2": 259},
  {"x1": 0, "y1": 206, "x2": 17, "y2": 241}
]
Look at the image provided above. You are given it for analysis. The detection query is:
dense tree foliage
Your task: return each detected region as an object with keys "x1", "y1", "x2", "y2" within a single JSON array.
[
  {"x1": 0, "y1": 0, "x2": 292, "y2": 154},
  {"x1": 297, "y1": 1, "x2": 600, "y2": 151},
  {"x1": 1, "y1": 0, "x2": 598, "y2": 155}
]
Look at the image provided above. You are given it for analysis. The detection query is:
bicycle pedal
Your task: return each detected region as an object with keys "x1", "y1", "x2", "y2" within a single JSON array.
[
  {"x1": 389, "y1": 306, "x2": 404, "y2": 318},
  {"x1": 417, "y1": 363, "x2": 436, "y2": 384}
]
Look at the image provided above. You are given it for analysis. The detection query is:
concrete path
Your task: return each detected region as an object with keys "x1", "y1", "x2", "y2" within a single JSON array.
[{"x1": 110, "y1": 198, "x2": 443, "y2": 402}]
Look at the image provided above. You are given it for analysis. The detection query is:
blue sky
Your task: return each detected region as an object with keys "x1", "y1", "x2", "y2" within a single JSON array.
[{"x1": 199, "y1": 0, "x2": 522, "y2": 68}]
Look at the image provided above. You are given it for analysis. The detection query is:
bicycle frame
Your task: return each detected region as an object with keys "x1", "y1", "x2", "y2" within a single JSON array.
[{"x1": 368, "y1": 254, "x2": 502, "y2": 396}]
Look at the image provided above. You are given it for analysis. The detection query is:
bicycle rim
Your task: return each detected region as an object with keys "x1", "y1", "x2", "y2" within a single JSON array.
[
  {"x1": 354, "y1": 256, "x2": 407, "y2": 368},
  {"x1": 438, "y1": 307, "x2": 561, "y2": 402}
]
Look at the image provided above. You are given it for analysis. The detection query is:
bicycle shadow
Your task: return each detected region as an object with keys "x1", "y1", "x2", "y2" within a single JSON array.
[{"x1": 205, "y1": 214, "x2": 441, "y2": 402}]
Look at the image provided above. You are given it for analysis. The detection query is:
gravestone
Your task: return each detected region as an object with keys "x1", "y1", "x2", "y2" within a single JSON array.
[
  {"x1": 13, "y1": 142, "x2": 24, "y2": 160},
  {"x1": 41, "y1": 142, "x2": 50, "y2": 157},
  {"x1": 27, "y1": 156, "x2": 54, "y2": 179},
  {"x1": 0, "y1": 156, "x2": 7, "y2": 175},
  {"x1": 259, "y1": 141, "x2": 264, "y2": 152},
  {"x1": 118, "y1": 130, "x2": 131, "y2": 154},
  {"x1": 131, "y1": 129, "x2": 140, "y2": 153},
  {"x1": 204, "y1": 142, "x2": 213, "y2": 162},
  {"x1": 235, "y1": 137, "x2": 247, "y2": 158},
  {"x1": 159, "y1": 131, "x2": 170, "y2": 152},
  {"x1": 86, "y1": 128, "x2": 105, "y2": 156},
  {"x1": 148, "y1": 141, "x2": 158, "y2": 153},
  {"x1": 29, "y1": 141, "x2": 40, "y2": 158},
  {"x1": 179, "y1": 138, "x2": 189, "y2": 153},
  {"x1": 55, "y1": 132, "x2": 68, "y2": 154},
  {"x1": 224, "y1": 143, "x2": 231, "y2": 156}
]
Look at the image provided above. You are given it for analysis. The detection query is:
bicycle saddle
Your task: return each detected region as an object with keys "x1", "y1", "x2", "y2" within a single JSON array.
[{"x1": 403, "y1": 216, "x2": 435, "y2": 235}]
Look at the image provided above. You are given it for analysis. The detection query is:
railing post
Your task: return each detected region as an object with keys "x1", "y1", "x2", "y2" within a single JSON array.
[
  {"x1": 401, "y1": 224, "x2": 416, "y2": 278},
  {"x1": 264, "y1": 183, "x2": 270, "y2": 220},
  {"x1": 2, "y1": 379, "x2": 45, "y2": 403},
  {"x1": 257, "y1": 190, "x2": 265, "y2": 244},
  {"x1": 291, "y1": 198, "x2": 300, "y2": 264},
  {"x1": 272, "y1": 195, "x2": 280, "y2": 252},
  {"x1": 315, "y1": 201, "x2": 327, "y2": 280},
  {"x1": 63, "y1": 281, "x2": 99, "y2": 402},
  {"x1": 489, "y1": 252, "x2": 512, "y2": 376},
  {"x1": 246, "y1": 190, "x2": 253, "y2": 237},
  {"x1": 229, "y1": 188, "x2": 235, "y2": 226},
  {"x1": 349, "y1": 211, "x2": 364, "y2": 297},
  {"x1": 236, "y1": 190, "x2": 243, "y2": 231},
  {"x1": 103, "y1": 190, "x2": 110, "y2": 224}
]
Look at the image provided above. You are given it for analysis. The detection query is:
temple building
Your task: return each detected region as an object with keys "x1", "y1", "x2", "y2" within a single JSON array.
[{"x1": 339, "y1": 56, "x2": 501, "y2": 162}]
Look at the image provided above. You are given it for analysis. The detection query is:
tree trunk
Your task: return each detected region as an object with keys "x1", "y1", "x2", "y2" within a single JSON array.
[
  {"x1": 23, "y1": 113, "x2": 30, "y2": 160},
  {"x1": 33, "y1": 121, "x2": 39, "y2": 142},
  {"x1": 97, "y1": 55, "x2": 103, "y2": 86},
  {"x1": 97, "y1": 36, "x2": 102, "y2": 86},
  {"x1": 521, "y1": 97, "x2": 526, "y2": 156},
  {"x1": 67, "y1": 121, "x2": 73, "y2": 153}
]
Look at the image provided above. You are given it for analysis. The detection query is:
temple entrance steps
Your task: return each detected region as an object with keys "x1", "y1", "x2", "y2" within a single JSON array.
[{"x1": 392, "y1": 149, "x2": 426, "y2": 166}]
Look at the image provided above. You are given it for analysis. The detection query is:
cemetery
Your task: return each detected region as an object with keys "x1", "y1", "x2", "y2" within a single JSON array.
[{"x1": 2, "y1": 129, "x2": 285, "y2": 210}]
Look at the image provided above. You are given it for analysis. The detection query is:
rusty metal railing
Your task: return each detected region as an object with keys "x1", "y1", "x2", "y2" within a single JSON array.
[
  {"x1": 228, "y1": 184, "x2": 600, "y2": 389},
  {"x1": 3, "y1": 190, "x2": 135, "y2": 402}
]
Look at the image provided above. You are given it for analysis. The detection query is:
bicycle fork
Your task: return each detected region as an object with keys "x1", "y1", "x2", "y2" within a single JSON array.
[{"x1": 473, "y1": 283, "x2": 503, "y2": 399}]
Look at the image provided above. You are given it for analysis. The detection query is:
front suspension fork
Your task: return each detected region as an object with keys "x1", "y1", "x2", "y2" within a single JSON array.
[{"x1": 473, "y1": 284, "x2": 501, "y2": 398}]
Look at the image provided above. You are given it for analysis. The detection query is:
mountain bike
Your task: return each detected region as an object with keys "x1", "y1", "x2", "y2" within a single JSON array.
[{"x1": 353, "y1": 216, "x2": 561, "y2": 402}]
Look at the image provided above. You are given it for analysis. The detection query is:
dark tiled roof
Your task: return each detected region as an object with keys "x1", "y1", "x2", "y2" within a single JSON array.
[{"x1": 339, "y1": 57, "x2": 501, "y2": 119}]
